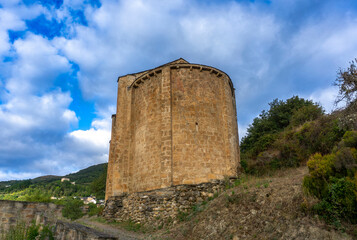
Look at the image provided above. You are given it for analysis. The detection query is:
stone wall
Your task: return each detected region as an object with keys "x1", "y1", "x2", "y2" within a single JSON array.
[
  {"x1": 54, "y1": 221, "x2": 117, "y2": 240},
  {"x1": 0, "y1": 200, "x2": 118, "y2": 240},
  {"x1": 103, "y1": 178, "x2": 235, "y2": 227},
  {"x1": 106, "y1": 58, "x2": 240, "y2": 198},
  {"x1": 0, "y1": 200, "x2": 62, "y2": 231}
]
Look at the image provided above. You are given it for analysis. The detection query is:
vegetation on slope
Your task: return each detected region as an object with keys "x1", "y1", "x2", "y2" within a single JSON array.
[
  {"x1": 302, "y1": 59, "x2": 357, "y2": 225},
  {"x1": 240, "y1": 58, "x2": 357, "y2": 226},
  {"x1": 0, "y1": 163, "x2": 107, "y2": 201}
]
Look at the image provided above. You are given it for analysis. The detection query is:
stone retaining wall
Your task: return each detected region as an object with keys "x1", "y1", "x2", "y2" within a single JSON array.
[
  {"x1": 103, "y1": 178, "x2": 235, "y2": 227},
  {"x1": 0, "y1": 200, "x2": 118, "y2": 239},
  {"x1": 0, "y1": 200, "x2": 62, "y2": 231}
]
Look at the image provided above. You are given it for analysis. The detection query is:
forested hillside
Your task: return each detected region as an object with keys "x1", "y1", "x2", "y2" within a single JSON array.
[{"x1": 0, "y1": 163, "x2": 107, "y2": 201}]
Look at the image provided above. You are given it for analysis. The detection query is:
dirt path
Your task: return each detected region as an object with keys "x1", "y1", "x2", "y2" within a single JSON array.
[
  {"x1": 77, "y1": 217, "x2": 145, "y2": 240},
  {"x1": 77, "y1": 167, "x2": 355, "y2": 240}
]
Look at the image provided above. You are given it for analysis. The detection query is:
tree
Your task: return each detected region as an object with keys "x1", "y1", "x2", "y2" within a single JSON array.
[
  {"x1": 335, "y1": 58, "x2": 357, "y2": 109},
  {"x1": 240, "y1": 96, "x2": 323, "y2": 155},
  {"x1": 90, "y1": 165, "x2": 107, "y2": 200},
  {"x1": 62, "y1": 198, "x2": 84, "y2": 220}
]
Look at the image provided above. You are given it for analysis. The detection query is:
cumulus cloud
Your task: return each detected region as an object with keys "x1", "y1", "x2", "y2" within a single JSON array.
[
  {"x1": 4, "y1": 34, "x2": 71, "y2": 97},
  {"x1": 308, "y1": 86, "x2": 347, "y2": 113},
  {"x1": 1, "y1": 0, "x2": 357, "y2": 180}
]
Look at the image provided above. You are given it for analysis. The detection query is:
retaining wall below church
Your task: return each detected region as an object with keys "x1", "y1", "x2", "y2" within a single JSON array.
[{"x1": 102, "y1": 179, "x2": 236, "y2": 227}]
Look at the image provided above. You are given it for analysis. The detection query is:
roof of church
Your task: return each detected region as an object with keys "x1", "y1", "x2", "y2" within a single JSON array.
[{"x1": 117, "y1": 58, "x2": 189, "y2": 81}]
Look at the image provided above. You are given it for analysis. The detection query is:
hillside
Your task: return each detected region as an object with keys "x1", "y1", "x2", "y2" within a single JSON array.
[
  {"x1": 0, "y1": 163, "x2": 107, "y2": 199},
  {"x1": 0, "y1": 163, "x2": 107, "y2": 187},
  {"x1": 155, "y1": 167, "x2": 355, "y2": 239},
  {"x1": 64, "y1": 163, "x2": 107, "y2": 184},
  {"x1": 78, "y1": 166, "x2": 355, "y2": 240}
]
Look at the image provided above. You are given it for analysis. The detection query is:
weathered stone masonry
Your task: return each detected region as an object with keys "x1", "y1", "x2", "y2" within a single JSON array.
[
  {"x1": 103, "y1": 178, "x2": 237, "y2": 226},
  {"x1": 0, "y1": 200, "x2": 62, "y2": 231},
  {"x1": 0, "y1": 200, "x2": 118, "y2": 240},
  {"x1": 104, "y1": 58, "x2": 240, "y2": 223}
]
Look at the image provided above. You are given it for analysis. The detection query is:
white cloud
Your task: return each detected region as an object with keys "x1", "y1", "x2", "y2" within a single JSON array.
[
  {"x1": 1, "y1": 0, "x2": 357, "y2": 180},
  {"x1": 238, "y1": 123, "x2": 249, "y2": 142},
  {"x1": 308, "y1": 86, "x2": 345, "y2": 113},
  {"x1": 5, "y1": 34, "x2": 72, "y2": 96},
  {"x1": 0, "y1": 170, "x2": 42, "y2": 181},
  {"x1": 69, "y1": 125, "x2": 110, "y2": 150},
  {"x1": 0, "y1": 8, "x2": 25, "y2": 56}
]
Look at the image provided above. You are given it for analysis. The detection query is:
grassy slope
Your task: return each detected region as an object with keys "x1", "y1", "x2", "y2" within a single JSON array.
[{"x1": 150, "y1": 167, "x2": 355, "y2": 240}]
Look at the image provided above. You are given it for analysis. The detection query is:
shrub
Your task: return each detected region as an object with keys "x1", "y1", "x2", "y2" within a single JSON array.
[
  {"x1": 334, "y1": 147, "x2": 357, "y2": 177},
  {"x1": 290, "y1": 104, "x2": 324, "y2": 127},
  {"x1": 327, "y1": 177, "x2": 357, "y2": 222},
  {"x1": 1, "y1": 222, "x2": 54, "y2": 240},
  {"x1": 303, "y1": 137, "x2": 357, "y2": 223},
  {"x1": 26, "y1": 222, "x2": 39, "y2": 240},
  {"x1": 62, "y1": 198, "x2": 84, "y2": 220},
  {"x1": 303, "y1": 175, "x2": 328, "y2": 199},
  {"x1": 38, "y1": 225, "x2": 54, "y2": 240},
  {"x1": 1, "y1": 222, "x2": 27, "y2": 240},
  {"x1": 342, "y1": 131, "x2": 357, "y2": 148},
  {"x1": 87, "y1": 203, "x2": 104, "y2": 216},
  {"x1": 306, "y1": 153, "x2": 335, "y2": 179},
  {"x1": 25, "y1": 190, "x2": 51, "y2": 203}
]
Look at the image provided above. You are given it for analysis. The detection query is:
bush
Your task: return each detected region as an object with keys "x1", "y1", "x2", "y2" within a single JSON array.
[
  {"x1": 327, "y1": 177, "x2": 357, "y2": 222},
  {"x1": 1, "y1": 222, "x2": 54, "y2": 240},
  {"x1": 290, "y1": 104, "x2": 324, "y2": 127},
  {"x1": 38, "y1": 225, "x2": 54, "y2": 240},
  {"x1": 342, "y1": 131, "x2": 357, "y2": 148},
  {"x1": 303, "y1": 175, "x2": 328, "y2": 199},
  {"x1": 24, "y1": 189, "x2": 51, "y2": 203},
  {"x1": 87, "y1": 203, "x2": 104, "y2": 216},
  {"x1": 303, "y1": 137, "x2": 357, "y2": 223},
  {"x1": 334, "y1": 147, "x2": 357, "y2": 177},
  {"x1": 306, "y1": 153, "x2": 335, "y2": 179},
  {"x1": 26, "y1": 222, "x2": 39, "y2": 240},
  {"x1": 240, "y1": 96, "x2": 322, "y2": 156},
  {"x1": 62, "y1": 198, "x2": 84, "y2": 220},
  {"x1": 1, "y1": 222, "x2": 27, "y2": 240}
]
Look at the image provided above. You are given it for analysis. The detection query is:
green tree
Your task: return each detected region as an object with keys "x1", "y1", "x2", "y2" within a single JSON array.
[
  {"x1": 90, "y1": 165, "x2": 107, "y2": 200},
  {"x1": 335, "y1": 58, "x2": 357, "y2": 108},
  {"x1": 62, "y1": 198, "x2": 84, "y2": 220},
  {"x1": 240, "y1": 96, "x2": 323, "y2": 156}
]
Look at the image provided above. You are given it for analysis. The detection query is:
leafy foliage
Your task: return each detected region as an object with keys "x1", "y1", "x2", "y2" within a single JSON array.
[
  {"x1": 241, "y1": 96, "x2": 323, "y2": 157},
  {"x1": 87, "y1": 203, "x2": 104, "y2": 216},
  {"x1": 335, "y1": 58, "x2": 357, "y2": 108},
  {"x1": 0, "y1": 163, "x2": 107, "y2": 201},
  {"x1": 62, "y1": 197, "x2": 84, "y2": 220},
  {"x1": 65, "y1": 163, "x2": 107, "y2": 184},
  {"x1": 1, "y1": 222, "x2": 54, "y2": 240},
  {"x1": 240, "y1": 96, "x2": 325, "y2": 174},
  {"x1": 303, "y1": 131, "x2": 357, "y2": 223},
  {"x1": 90, "y1": 165, "x2": 107, "y2": 200}
]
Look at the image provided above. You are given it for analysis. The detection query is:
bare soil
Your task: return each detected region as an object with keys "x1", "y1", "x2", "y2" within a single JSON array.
[{"x1": 82, "y1": 167, "x2": 357, "y2": 240}]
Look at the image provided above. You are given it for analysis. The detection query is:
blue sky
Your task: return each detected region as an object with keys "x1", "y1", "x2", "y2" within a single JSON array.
[{"x1": 0, "y1": 0, "x2": 357, "y2": 180}]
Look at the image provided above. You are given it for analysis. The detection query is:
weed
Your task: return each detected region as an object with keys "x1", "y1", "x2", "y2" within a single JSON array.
[
  {"x1": 1, "y1": 221, "x2": 54, "y2": 240},
  {"x1": 225, "y1": 193, "x2": 240, "y2": 204},
  {"x1": 118, "y1": 219, "x2": 143, "y2": 232},
  {"x1": 177, "y1": 210, "x2": 190, "y2": 222}
]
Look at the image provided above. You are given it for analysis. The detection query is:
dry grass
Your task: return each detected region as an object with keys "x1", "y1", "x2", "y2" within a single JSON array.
[{"x1": 150, "y1": 167, "x2": 355, "y2": 240}]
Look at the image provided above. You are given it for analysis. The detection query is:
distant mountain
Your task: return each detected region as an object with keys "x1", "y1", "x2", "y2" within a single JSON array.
[
  {"x1": 64, "y1": 163, "x2": 107, "y2": 184},
  {"x1": 31, "y1": 175, "x2": 61, "y2": 183},
  {"x1": 0, "y1": 163, "x2": 107, "y2": 190}
]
